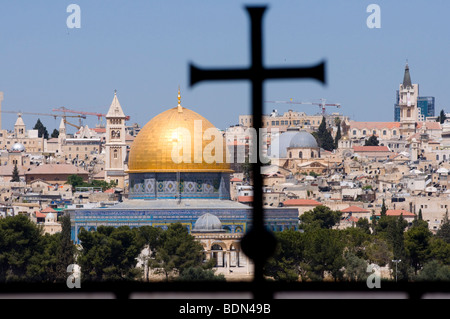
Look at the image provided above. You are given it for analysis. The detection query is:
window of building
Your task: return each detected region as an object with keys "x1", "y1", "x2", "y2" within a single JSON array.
[
  {"x1": 383, "y1": 130, "x2": 387, "y2": 135},
  {"x1": 362, "y1": 130, "x2": 366, "y2": 135}
]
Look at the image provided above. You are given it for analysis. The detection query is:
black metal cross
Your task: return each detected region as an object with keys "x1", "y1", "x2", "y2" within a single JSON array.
[{"x1": 190, "y1": 6, "x2": 326, "y2": 298}]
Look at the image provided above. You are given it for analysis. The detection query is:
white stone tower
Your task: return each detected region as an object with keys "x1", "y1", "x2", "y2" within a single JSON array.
[
  {"x1": 58, "y1": 118, "x2": 66, "y2": 154},
  {"x1": 14, "y1": 114, "x2": 26, "y2": 138},
  {"x1": 399, "y1": 62, "x2": 419, "y2": 137},
  {"x1": 105, "y1": 91, "x2": 127, "y2": 188}
]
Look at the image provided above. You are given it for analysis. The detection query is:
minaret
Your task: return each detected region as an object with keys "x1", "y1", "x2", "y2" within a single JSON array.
[
  {"x1": 105, "y1": 90, "x2": 127, "y2": 188},
  {"x1": 58, "y1": 118, "x2": 66, "y2": 154},
  {"x1": 399, "y1": 62, "x2": 419, "y2": 137}
]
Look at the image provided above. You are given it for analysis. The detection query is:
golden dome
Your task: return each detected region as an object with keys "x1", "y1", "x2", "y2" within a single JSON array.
[{"x1": 128, "y1": 106, "x2": 232, "y2": 173}]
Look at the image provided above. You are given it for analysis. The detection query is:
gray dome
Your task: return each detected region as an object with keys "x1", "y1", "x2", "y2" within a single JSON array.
[
  {"x1": 289, "y1": 130, "x2": 318, "y2": 148},
  {"x1": 193, "y1": 213, "x2": 224, "y2": 232},
  {"x1": 11, "y1": 143, "x2": 25, "y2": 152},
  {"x1": 267, "y1": 129, "x2": 300, "y2": 158}
]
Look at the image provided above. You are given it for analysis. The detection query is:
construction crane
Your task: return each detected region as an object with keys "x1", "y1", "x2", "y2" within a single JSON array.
[
  {"x1": 52, "y1": 106, "x2": 131, "y2": 127},
  {"x1": 265, "y1": 98, "x2": 341, "y2": 116},
  {"x1": 1, "y1": 110, "x2": 86, "y2": 129}
]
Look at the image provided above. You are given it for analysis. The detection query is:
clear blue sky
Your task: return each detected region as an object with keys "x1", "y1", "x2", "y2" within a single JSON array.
[{"x1": 0, "y1": 0, "x2": 449, "y2": 133}]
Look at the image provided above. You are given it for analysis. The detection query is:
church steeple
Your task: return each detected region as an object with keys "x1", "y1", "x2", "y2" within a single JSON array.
[
  {"x1": 106, "y1": 90, "x2": 126, "y2": 119},
  {"x1": 403, "y1": 61, "x2": 412, "y2": 88}
]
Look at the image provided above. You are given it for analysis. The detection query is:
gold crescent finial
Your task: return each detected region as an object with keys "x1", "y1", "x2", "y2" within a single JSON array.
[{"x1": 177, "y1": 86, "x2": 182, "y2": 113}]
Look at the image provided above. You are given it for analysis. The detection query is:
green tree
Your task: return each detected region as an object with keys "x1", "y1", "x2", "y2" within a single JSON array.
[
  {"x1": 302, "y1": 229, "x2": 345, "y2": 280},
  {"x1": 436, "y1": 109, "x2": 446, "y2": 124},
  {"x1": 405, "y1": 224, "x2": 432, "y2": 274},
  {"x1": 364, "y1": 134, "x2": 379, "y2": 146},
  {"x1": 55, "y1": 214, "x2": 75, "y2": 281},
  {"x1": 33, "y1": 119, "x2": 49, "y2": 139},
  {"x1": 149, "y1": 223, "x2": 205, "y2": 281},
  {"x1": 356, "y1": 218, "x2": 371, "y2": 234},
  {"x1": 364, "y1": 236, "x2": 392, "y2": 267},
  {"x1": 78, "y1": 226, "x2": 144, "y2": 281},
  {"x1": 176, "y1": 267, "x2": 225, "y2": 282},
  {"x1": 51, "y1": 129, "x2": 59, "y2": 138},
  {"x1": 135, "y1": 226, "x2": 163, "y2": 281},
  {"x1": 11, "y1": 164, "x2": 20, "y2": 182},
  {"x1": 264, "y1": 230, "x2": 304, "y2": 281},
  {"x1": 0, "y1": 215, "x2": 43, "y2": 282},
  {"x1": 316, "y1": 117, "x2": 335, "y2": 151},
  {"x1": 437, "y1": 211, "x2": 450, "y2": 243},
  {"x1": 343, "y1": 251, "x2": 368, "y2": 282},
  {"x1": 428, "y1": 237, "x2": 450, "y2": 265},
  {"x1": 334, "y1": 122, "x2": 342, "y2": 149},
  {"x1": 67, "y1": 174, "x2": 85, "y2": 190},
  {"x1": 416, "y1": 260, "x2": 450, "y2": 281},
  {"x1": 299, "y1": 205, "x2": 342, "y2": 230},
  {"x1": 380, "y1": 199, "x2": 387, "y2": 217}
]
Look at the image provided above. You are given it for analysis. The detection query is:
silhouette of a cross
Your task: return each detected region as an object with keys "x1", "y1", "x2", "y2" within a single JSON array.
[{"x1": 190, "y1": 6, "x2": 326, "y2": 298}]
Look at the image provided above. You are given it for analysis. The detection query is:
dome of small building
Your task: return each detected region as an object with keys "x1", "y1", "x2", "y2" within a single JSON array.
[
  {"x1": 289, "y1": 130, "x2": 318, "y2": 148},
  {"x1": 11, "y1": 142, "x2": 25, "y2": 152},
  {"x1": 193, "y1": 213, "x2": 224, "y2": 232},
  {"x1": 45, "y1": 212, "x2": 56, "y2": 223}
]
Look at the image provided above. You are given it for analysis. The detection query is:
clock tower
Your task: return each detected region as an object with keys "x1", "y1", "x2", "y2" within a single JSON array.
[{"x1": 399, "y1": 62, "x2": 419, "y2": 137}]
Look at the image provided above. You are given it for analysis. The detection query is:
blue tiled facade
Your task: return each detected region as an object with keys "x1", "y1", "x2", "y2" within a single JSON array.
[
  {"x1": 129, "y1": 172, "x2": 230, "y2": 200},
  {"x1": 69, "y1": 207, "x2": 299, "y2": 243}
]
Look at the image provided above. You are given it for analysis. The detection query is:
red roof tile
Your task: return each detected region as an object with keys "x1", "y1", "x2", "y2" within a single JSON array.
[
  {"x1": 35, "y1": 211, "x2": 47, "y2": 218},
  {"x1": 230, "y1": 178, "x2": 243, "y2": 182},
  {"x1": 41, "y1": 207, "x2": 57, "y2": 213},
  {"x1": 341, "y1": 205, "x2": 370, "y2": 213},
  {"x1": 349, "y1": 121, "x2": 401, "y2": 130},
  {"x1": 353, "y1": 146, "x2": 390, "y2": 152},
  {"x1": 283, "y1": 199, "x2": 321, "y2": 206},
  {"x1": 376, "y1": 209, "x2": 415, "y2": 217}
]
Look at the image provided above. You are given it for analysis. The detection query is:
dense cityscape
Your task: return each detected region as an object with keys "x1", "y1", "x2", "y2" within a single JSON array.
[{"x1": 0, "y1": 62, "x2": 449, "y2": 285}]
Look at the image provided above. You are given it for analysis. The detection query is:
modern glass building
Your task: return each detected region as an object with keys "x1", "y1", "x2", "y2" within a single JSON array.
[
  {"x1": 417, "y1": 96, "x2": 435, "y2": 120},
  {"x1": 394, "y1": 90, "x2": 400, "y2": 122}
]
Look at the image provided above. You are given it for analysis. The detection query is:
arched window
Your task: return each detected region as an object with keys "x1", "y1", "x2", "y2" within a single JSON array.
[
  {"x1": 299, "y1": 151, "x2": 303, "y2": 159},
  {"x1": 211, "y1": 244, "x2": 223, "y2": 251},
  {"x1": 407, "y1": 109, "x2": 411, "y2": 117},
  {"x1": 436, "y1": 155, "x2": 439, "y2": 161},
  {"x1": 289, "y1": 152, "x2": 292, "y2": 159},
  {"x1": 311, "y1": 151, "x2": 314, "y2": 158},
  {"x1": 113, "y1": 149, "x2": 118, "y2": 159}
]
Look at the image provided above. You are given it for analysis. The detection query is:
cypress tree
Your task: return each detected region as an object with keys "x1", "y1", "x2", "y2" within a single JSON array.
[
  {"x1": 11, "y1": 164, "x2": 20, "y2": 182},
  {"x1": 334, "y1": 123, "x2": 342, "y2": 149},
  {"x1": 33, "y1": 119, "x2": 49, "y2": 139},
  {"x1": 56, "y1": 214, "x2": 75, "y2": 281},
  {"x1": 380, "y1": 199, "x2": 387, "y2": 216}
]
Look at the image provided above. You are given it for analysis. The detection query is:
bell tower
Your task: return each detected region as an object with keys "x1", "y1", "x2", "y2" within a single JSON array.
[
  {"x1": 399, "y1": 62, "x2": 419, "y2": 137},
  {"x1": 105, "y1": 91, "x2": 127, "y2": 188}
]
